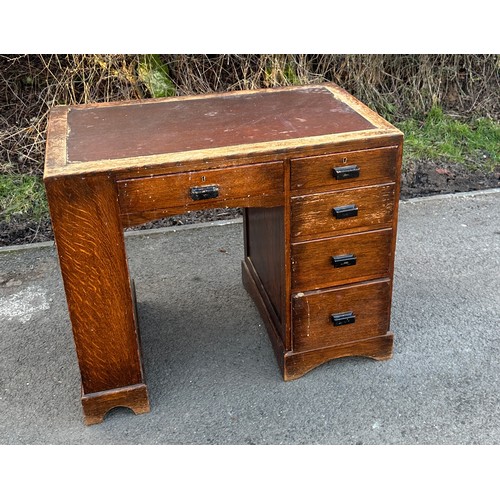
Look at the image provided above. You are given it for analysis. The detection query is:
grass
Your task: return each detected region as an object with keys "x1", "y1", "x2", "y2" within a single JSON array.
[
  {"x1": 0, "y1": 173, "x2": 48, "y2": 222},
  {"x1": 398, "y1": 106, "x2": 500, "y2": 171}
]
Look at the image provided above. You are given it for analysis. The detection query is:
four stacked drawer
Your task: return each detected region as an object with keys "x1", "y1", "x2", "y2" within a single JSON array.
[{"x1": 290, "y1": 146, "x2": 399, "y2": 353}]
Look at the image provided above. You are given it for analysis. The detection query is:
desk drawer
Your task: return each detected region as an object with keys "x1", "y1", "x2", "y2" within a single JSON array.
[
  {"x1": 291, "y1": 228, "x2": 392, "y2": 291},
  {"x1": 291, "y1": 146, "x2": 398, "y2": 194},
  {"x1": 118, "y1": 161, "x2": 284, "y2": 215},
  {"x1": 292, "y1": 279, "x2": 391, "y2": 352},
  {"x1": 291, "y1": 183, "x2": 395, "y2": 241}
]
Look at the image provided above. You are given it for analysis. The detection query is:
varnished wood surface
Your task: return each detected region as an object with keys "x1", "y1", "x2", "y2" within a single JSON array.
[
  {"x1": 291, "y1": 182, "x2": 395, "y2": 242},
  {"x1": 292, "y1": 279, "x2": 391, "y2": 352},
  {"x1": 290, "y1": 145, "x2": 398, "y2": 194},
  {"x1": 291, "y1": 228, "x2": 393, "y2": 291}
]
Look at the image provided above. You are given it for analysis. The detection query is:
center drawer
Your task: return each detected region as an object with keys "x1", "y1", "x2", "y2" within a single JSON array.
[
  {"x1": 291, "y1": 228, "x2": 393, "y2": 291},
  {"x1": 292, "y1": 279, "x2": 391, "y2": 352},
  {"x1": 117, "y1": 161, "x2": 284, "y2": 216}
]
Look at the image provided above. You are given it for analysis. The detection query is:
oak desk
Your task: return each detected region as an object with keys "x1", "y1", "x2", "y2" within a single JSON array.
[{"x1": 44, "y1": 84, "x2": 403, "y2": 425}]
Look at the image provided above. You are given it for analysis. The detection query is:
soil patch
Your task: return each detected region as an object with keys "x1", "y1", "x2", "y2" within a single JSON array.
[
  {"x1": 400, "y1": 160, "x2": 500, "y2": 199},
  {"x1": 1, "y1": 161, "x2": 499, "y2": 247}
]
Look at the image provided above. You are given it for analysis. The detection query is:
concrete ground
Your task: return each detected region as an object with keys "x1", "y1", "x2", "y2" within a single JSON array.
[{"x1": 0, "y1": 189, "x2": 499, "y2": 445}]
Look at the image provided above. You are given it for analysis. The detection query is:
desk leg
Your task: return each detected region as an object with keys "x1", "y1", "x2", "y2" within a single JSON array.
[{"x1": 45, "y1": 174, "x2": 149, "y2": 425}]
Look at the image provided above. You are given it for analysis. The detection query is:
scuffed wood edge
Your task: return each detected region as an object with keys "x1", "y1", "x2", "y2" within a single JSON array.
[
  {"x1": 44, "y1": 128, "x2": 401, "y2": 179},
  {"x1": 43, "y1": 105, "x2": 69, "y2": 179}
]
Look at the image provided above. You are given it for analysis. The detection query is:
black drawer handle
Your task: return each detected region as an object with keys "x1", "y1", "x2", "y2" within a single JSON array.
[
  {"x1": 332, "y1": 204, "x2": 358, "y2": 219},
  {"x1": 332, "y1": 165, "x2": 360, "y2": 180},
  {"x1": 331, "y1": 311, "x2": 356, "y2": 327},
  {"x1": 190, "y1": 185, "x2": 219, "y2": 200},
  {"x1": 331, "y1": 254, "x2": 357, "y2": 268}
]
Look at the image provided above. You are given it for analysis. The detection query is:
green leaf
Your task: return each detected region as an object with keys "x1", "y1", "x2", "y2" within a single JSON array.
[{"x1": 138, "y1": 55, "x2": 176, "y2": 98}]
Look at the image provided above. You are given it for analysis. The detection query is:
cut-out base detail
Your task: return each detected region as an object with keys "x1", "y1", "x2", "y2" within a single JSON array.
[
  {"x1": 81, "y1": 383, "x2": 150, "y2": 426},
  {"x1": 283, "y1": 332, "x2": 394, "y2": 380}
]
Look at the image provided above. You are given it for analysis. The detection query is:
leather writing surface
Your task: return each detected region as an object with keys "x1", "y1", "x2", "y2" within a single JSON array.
[{"x1": 67, "y1": 87, "x2": 375, "y2": 162}]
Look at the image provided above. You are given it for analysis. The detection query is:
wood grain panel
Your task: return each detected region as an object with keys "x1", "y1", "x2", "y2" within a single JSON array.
[
  {"x1": 292, "y1": 279, "x2": 391, "y2": 352},
  {"x1": 291, "y1": 183, "x2": 395, "y2": 241},
  {"x1": 291, "y1": 228, "x2": 392, "y2": 291},
  {"x1": 244, "y1": 207, "x2": 285, "y2": 327},
  {"x1": 44, "y1": 174, "x2": 144, "y2": 395}
]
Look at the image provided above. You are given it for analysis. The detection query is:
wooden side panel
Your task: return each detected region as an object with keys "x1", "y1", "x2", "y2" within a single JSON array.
[
  {"x1": 45, "y1": 174, "x2": 144, "y2": 395},
  {"x1": 245, "y1": 207, "x2": 285, "y2": 333}
]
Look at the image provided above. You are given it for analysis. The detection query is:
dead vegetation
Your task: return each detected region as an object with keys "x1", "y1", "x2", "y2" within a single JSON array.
[{"x1": 1, "y1": 54, "x2": 499, "y2": 177}]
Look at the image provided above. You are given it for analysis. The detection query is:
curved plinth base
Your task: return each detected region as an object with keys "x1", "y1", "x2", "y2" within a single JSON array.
[
  {"x1": 81, "y1": 383, "x2": 150, "y2": 426},
  {"x1": 282, "y1": 332, "x2": 394, "y2": 381},
  {"x1": 241, "y1": 257, "x2": 394, "y2": 382}
]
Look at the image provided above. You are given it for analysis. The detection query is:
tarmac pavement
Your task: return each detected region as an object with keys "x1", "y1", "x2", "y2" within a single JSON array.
[{"x1": 0, "y1": 189, "x2": 499, "y2": 445}]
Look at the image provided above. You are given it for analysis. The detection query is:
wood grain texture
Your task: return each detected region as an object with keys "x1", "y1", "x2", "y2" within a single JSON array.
[
  {"x1": 43, "y1": 106, "x2": 68, "y2": 175},
  {"x1": 243, "y1": 257, "x2": 393, "y2": 380},
  {"x1": 291, "y1": 182, "x2": 395, "y2": 242},
  {"x1": 44, "y1": 174, "x2": 145, "y2": 395},
  {"x1": 292, "y1": 279, "x2": 391, "y2": 352},
  {"x1": 291, "y1": 228, "x2": 393, "y2": 291},
  {"x1": 290, "y1": 145, "x2": 398, "y2": 194}
]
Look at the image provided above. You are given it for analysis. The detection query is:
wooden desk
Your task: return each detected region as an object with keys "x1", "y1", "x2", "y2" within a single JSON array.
[{"x1": 44, "y1": 84, "x2": 403, "y2": 425}]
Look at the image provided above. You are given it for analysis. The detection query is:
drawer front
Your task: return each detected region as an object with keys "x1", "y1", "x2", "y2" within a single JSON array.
[
  {"x1": 118, "y1": 161, "x2": 284, "y2": 215},
  {"x1": 292, "y1": 279, "x2": 391, "y2": 352},
  {"x1": 291, "y1": 183, "x2": 395, "y2": 241},
  {"x1": 290, "y1": 146, "x2": 398, "y2": 194},
  {"x1": 292, "y1": 228, "x2": 392, "y2": 291}
]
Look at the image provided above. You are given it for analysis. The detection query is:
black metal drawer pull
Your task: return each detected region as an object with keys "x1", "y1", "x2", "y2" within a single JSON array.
[
  {"x1": 332, "y1": 204, "x2": 358, "y2": 219},
  {"x1": 331, "y1": 311, "x2": 356, "y2": 327},
  {"x1": 331, "y1": 254, "x2": 357, "y2": 268},
  {"x1": 190, "y1": 185, "x2": 219, "y2": 200},
  {"x1": 332, "y1": 165, "x2": 360, "y2": 180}
]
